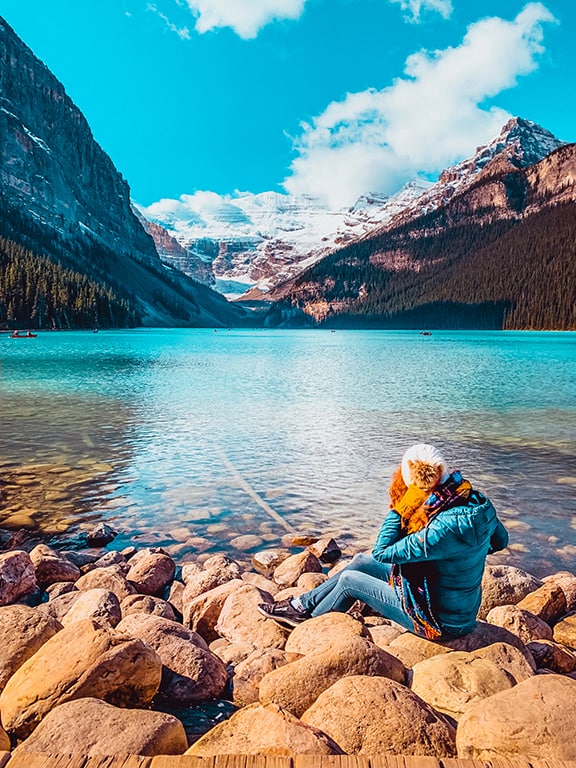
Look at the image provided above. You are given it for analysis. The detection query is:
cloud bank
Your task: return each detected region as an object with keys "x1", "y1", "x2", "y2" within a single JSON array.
[
  {"x1": 184, "y1": 0, "x2": 307, "y2": 39},
  {"x1": 284, "y1": 3, "x2": 556, "y2": 208}
]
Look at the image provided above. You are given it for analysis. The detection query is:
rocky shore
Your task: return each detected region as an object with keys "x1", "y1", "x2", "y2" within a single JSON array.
[{"x1": 1, "y1": 528, "x2": 576, "y2": 760}]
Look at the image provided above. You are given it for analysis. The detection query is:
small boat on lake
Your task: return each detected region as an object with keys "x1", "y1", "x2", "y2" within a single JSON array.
[{"x1": 10, "y1": 330, "x2": 37, "y2": 338}]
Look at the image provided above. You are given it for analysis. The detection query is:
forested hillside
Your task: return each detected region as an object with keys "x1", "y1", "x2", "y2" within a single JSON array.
[
  {"x1": 270, "y1": 141, "x2": 576, "y2": 330},
  {"x1": 0, "y1": 237, "x2": 136, "y2": 328}
]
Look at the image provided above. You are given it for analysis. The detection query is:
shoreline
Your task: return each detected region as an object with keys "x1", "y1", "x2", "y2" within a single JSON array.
[{"x1": 0, "y1": 519, "x2": 575, "y2": 760}]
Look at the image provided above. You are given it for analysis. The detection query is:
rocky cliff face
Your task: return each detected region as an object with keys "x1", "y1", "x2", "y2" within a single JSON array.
[
  {"x1": 135, "y1": 211, "x2": 216, "y2": 287},
  {"x1": 0, "y1": 17, "x2": 245, "y2": 327},
  {"x1": 0, "y1": 18, "x2": 157, "y2": 265}
]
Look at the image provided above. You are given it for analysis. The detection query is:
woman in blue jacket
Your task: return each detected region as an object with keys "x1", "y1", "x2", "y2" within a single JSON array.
[{"x1": 259, "y1": 444, "x2": 509, "y2": 638}]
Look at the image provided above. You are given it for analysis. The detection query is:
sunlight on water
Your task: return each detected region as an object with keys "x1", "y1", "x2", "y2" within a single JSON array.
[{"x1": 1, "y1": 329, "x2": 575, "y2": 577}]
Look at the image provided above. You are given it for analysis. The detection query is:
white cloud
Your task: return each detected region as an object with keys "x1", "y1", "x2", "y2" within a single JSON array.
[
  {"x1": 389, "y1": 0, "x2": 453, "y2": 23},
  {"x1": 147, "y1": 3, "x2": 191, "y2": 39},
  {"x1": 184, "y1": 0, "x2": 307, "y2": 39},
  {"x1": 284, "y1": 3, "x2": 556, "y2": 208}
]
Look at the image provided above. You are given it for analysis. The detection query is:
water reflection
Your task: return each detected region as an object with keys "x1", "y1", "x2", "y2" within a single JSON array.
[{"x1": 1, "y1": 329, "x2": 575, "y2": 577}]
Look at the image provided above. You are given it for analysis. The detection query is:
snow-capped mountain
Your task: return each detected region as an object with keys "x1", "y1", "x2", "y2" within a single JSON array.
[
  {"x1": 380, "y1": 117, "x2": 566, "y2": 231},
  {"x1": 139, "y1": 183, "x2": 432, "y2": 298},
  {"x1": 140, "y1": 117, "x2": 564, "y2": 300}
]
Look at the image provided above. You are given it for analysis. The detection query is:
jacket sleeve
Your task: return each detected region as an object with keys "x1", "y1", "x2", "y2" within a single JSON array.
[
  {"x1": 372, "y1": 515, "x2": 465, "y2": 564},
  {"x1": 488, "y1": 518, "x2": 509, "y2": 554},
  {"x1": 372, "y1": 510, "x2": 404, "y2": 557}
]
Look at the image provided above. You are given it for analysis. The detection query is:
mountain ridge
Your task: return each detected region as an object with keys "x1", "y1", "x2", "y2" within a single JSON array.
[{"x1": 0, "y1": 16, "x2": 246, "y2": 328}]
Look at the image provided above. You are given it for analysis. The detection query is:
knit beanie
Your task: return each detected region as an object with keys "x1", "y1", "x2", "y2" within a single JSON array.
[{"x1": 401, "y1": 444, "x2": 448, "y2": 488}]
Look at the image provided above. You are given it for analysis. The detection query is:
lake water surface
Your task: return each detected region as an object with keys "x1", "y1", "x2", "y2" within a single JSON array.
[{"x1": 1, "y1": 329, "x2": 575, "y2": 577}]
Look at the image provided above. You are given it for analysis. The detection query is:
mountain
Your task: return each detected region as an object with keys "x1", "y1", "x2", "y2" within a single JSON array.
[
  {"x1": 267, "y1": 128, "x2": 576, "y2": 330},
  {"x1": 140, "y1": 182, "x2": 432, "y2": 299},
  {"x1": 0, "y1": 17, "x2": 246, "y2": 328}
]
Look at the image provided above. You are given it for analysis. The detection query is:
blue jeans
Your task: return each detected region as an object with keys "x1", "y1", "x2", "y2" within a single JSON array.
[{"x1": 297, "y1": 553, "x2": 416, "y2": 631}]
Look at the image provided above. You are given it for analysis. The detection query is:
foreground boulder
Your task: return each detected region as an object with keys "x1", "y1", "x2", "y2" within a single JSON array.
[
  {"x1": 75, "y1": 567, "x2": 137, "y2": 602},
  {"x1": 516, "y1": 582, "x2": 567, "y2": 624},
  {"x1": 302, "y1": 675, "x2": 456, "y2": 756},
  {"x1": 0, "y1": 605, "x2": 61, "y2": 690},
  {"x1": 183, "y1": 579, "x2": 244, "y2": 641},
  {"x1": 385, "y1": 633, "x2": 451, "y2": 668},
  {"x1": 182, "y1": 555, "x2": 242, "y2": 602},
  {"x1": 273, "y1": 551, "x2": 322, "y2": 588},
  {"x1": 14, "y1": 697, "x2": 187, "y2": 756},
  {"x1": 186, "y1": 702, "x2": 341, "y2": 756},
  {"x1": 116, "y1": 614, "x2": 227, "y2": 704},
  {"x1": 126, "y1": 550, "x2": 175, "y2": 596},
  {"x1": 259, "y1": 634, "x2": 405, "y2": 717},
  {"x1": 457, "y1": 674, "x2": 576, "y2": 759},
  {"x1": 285, "y1": 612, "x2": 370, "y2": 657},
  {"x1": 411, "y1": 644, "x2": 533, "y2": 720},
  {"x1": 553, "y1": 612, "x2": 576, "y2": 649},
  {"x1": 543, "y1": 571, "x2": 576, "y2": 612},
  {"x1": 61, "y1": 588, "x2": 122, "y2": 628},
  {"x1": 29, "y1": 544, "x2": 81, "y2": 586},
  {"x1": 0, "y1": 618, "x2": 162, "y2": 739},
  {"x1": 215, "y1": 584, "x2": 288, "y2": 651},
  {"x1": 0, "y1": 550, "x2": 36, "y2": 605},
  {"x1": 479, "y1": 565, "x2": 542, "y2": 619},
  {"x1": 232, "y1": 648, "x2": 289, "y2": 705},
  {"x1": 486, "y1": 605, "x2": 553, "y2": 643}
]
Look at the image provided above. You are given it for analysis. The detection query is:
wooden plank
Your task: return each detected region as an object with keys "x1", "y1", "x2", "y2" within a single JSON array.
[
  {"x1": 294, "y1": 757, "x2": 369, "y2": 768},
  {"x1": 371, "y1": 757, "x2": 439, "y2": 768},
  {"x1": 151, "y1": 756, "x2": 214, "y2": 768},
  {"x1": 82, "y1": 754, "x2": 154, "y2": 768},
  {"x1": 6, "y1": 752, "x2": 88, "y2": 768},
  {"x1": 440, "y1": 760, "x2": 489, "y2": 768}
]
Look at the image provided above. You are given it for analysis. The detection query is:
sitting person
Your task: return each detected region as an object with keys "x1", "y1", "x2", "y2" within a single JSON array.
[{"x1": 258, "y1": 443, "x2": 509, "y2": 638}]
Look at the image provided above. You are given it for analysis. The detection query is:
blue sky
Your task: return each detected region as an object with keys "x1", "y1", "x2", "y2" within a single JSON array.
[{"x1": 1, "y1": 0, "x2": 574, "y2": 208}]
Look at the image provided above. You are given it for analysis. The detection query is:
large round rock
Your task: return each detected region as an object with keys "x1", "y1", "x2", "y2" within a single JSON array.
[
  {"x1": 457, "y1": 674, "x2": 576, "y2": 759},
  {"x1": 0, "y1": 550, "x2": 37, "y2": 605},
  {"x1": 479, "y1": 565, "x2": 542, "y2": 619},
  {"x1": 259, "y1": 634, "x2": 405, "y2": 717},
  {"x1": 126, "y1": 550, "x2": 175, "y2": 596},
  {"x1": 116, "y1": 614, "x2": 227, "y2": 704},
  {"x1": 186, "y1": 702, "x2": 341, "y2": 756},
  {"x1": 302, "y1": 675, "x2": 456, "y2": 756},
  {"x1": 0, "y1": 618, "x2": 162, "y2": 739},
  {"x1": 215, "y1": 584, "x2": 288, "y2": 650},
  {"x1": 14, "y1": 697, "x2": 187, "y2": 756},
  {"x1": 411, "y1": 644, "x2": 533, "y2": 720},
  {"x1": 0, "y1": 605, "x2": 61, "y2": 691},
  {"x1": 285, "y1": 612, "x2": 370, "y2": 657}
]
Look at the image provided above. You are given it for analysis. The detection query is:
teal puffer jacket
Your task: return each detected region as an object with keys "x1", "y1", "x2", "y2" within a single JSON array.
[{"x1": 372, "y1": 491, "x2": 508, "y2": 636}]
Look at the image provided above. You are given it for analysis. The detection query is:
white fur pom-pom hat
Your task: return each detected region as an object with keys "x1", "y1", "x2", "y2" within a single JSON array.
[{"x1": 401, "y1": 443, "x2": 448, "y2": 487}]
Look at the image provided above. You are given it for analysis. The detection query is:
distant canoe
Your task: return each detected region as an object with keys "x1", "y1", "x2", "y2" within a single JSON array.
[{"x1": 10, "y1": 331, "x2": 37, "y2": 338}]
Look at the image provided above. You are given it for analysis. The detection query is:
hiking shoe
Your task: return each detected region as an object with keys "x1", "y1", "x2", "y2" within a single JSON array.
[
  {"x1": 346, "y1": 600, "x2": 366, "y2": 623},
  {"x1": 257, "y1": 599, "x2": 310, "y2": 628}
]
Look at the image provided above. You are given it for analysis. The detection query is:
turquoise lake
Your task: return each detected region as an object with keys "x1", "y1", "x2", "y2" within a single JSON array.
[{"x1": 1, "y1": 328, "x2": 575, "y2": 577}]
